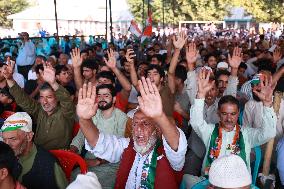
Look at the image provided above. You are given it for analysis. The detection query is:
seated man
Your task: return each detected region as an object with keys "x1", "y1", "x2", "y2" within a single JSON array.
[
  {"x1": 70, "y1": 84, "x2": 128, "y2": 188},
  {"x1": 77, "y1": 78, "x2": 187, "y2": 188},
  {"x1": 1, "y1": 112, "x2": 68, "y2": 189},
  {"x1": 184, "y1": 45, "x2": 243, "y2": 176},
  {"x1": 3, "y1": 61, "x2": 75, "y2": 150},
  {"x1": 184, "y1": 69, "x2": 277, "y2": 188},
  {"x1": 0, "y1": 141, "x2": 26, "y2": 189}
]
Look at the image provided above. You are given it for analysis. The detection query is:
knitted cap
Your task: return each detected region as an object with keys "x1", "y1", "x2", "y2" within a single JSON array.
[
  {"x1": 1, "y1": 112, "x2": 32, "y2": 133},
  {"x1": 67, "y1": 172, "x2": 102, "y2": 189},
  {"x1": 209, "y1": 155, "x2": 252, "y2": 188}
]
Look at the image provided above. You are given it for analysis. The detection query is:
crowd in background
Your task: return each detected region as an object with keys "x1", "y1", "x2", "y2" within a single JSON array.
[{"x1": 0, "y1": 25, "x2": 284, "y2": 189}]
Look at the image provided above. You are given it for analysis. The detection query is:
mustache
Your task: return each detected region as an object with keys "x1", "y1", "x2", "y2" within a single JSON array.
[{"x1": 99, "y1": 101, "x2": 107, "y2": 104}]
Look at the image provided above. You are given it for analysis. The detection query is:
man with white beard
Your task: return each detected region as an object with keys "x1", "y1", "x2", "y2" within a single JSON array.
[{"x1": 77, "y1": 78, "x2": 187, "y2": 189}]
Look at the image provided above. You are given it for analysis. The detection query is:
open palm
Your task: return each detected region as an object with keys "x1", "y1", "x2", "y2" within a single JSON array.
[
  {"x1": 197, "y1": 69, "x2": 215, "y2": 97},
  {"x1": 253, "y1": 76, "x2": 275, "y2": 105},
  {"x1": 71, "y1": 48, "x2": 83, "y2": 68},
  {"x1": 228, "y1": 47, "x2": 243, "y2": 69},
  {"x1": 40, "y1": 63, "x2": 56, "y2": 84},
  {"x1": 104, "y1": 49, "x2": 116, "y2": 69},
  {"x1": 186, "y1": 42, "x2": 199, "y2": 64},
  {"x1": 173, "y1": 32, "x2": 187, "y2": 50},
  {"x1": 138, "y1": 77, "x2": 163, "y2": 119},
  {"x1": 77, "y1": 82, "x2": 98, "y2": 120}
]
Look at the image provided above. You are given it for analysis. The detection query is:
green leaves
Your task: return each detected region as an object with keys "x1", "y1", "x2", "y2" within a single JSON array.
[
  {"x1": 127, "y1": 0, "x2": 284, "y2": 26},
  {"x1": 0, "y1": 0, "x2": 29, "y2": 27}
]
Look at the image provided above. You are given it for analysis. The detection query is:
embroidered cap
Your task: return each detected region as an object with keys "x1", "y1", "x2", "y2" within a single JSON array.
[
  {"x1": 209, "y1": 155, "x2": 251, "y2": 188},
  {"x1": 1, "y1": 112, "x2": 32, "y2": 133},
  {"x1": 67, "y1": 172, "x2": 102, "y2": 189}
]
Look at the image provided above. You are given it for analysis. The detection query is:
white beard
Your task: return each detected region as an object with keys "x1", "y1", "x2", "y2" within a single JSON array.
[{"x1": 133, "y1": 132, "x2": 157, "y2": 155}]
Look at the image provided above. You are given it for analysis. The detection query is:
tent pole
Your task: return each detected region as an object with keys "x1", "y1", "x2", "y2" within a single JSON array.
[
  {"x1": 109, "y1": 0, "x2": 113, "y2": 43},
  {"x1": 105, "y1": 0, "x2": 108, "y2": 41},
  {"x1": 53, "y1": 0, "x2": 59, "y2": 36}
]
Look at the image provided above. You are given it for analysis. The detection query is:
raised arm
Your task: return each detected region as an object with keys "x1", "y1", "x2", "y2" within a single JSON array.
[
  {"x1": 272, "y1": 65, "x2": 284, "y2": 86},
  {"x1": 138, "y1": 77, "x2": 180, "y2": 151},
  {"x1": 104, "y1": 49, "x2": 132, "y2": 99},
  {"x1": 223, "y1": 47, "x2": 242, "y2": 97},
  {"x1": 184, "y1": 42, "x2": 199, "y2": 104},
  {"x1": 76, "y1": 82, "x2": 99, "y2": 147},
  {"x1": 168, "y1": 32, "x2": 187, "y2": 94},
  {"x1": 127, "y1": 49, "x2": 139, "y2": 91},
  {"x1": 3, "y1": 60, "x2": 40, "y2": 117},
  {"x1": 228, "y1": 47, "x2": 243, "y2": 77},
  {"x1": 246, "y1": 76, "x2": 277, "y2": 147},
  {"x1": 71, "y1": 48, "x2": 84, "y2": 90},
  {"x1": 77, "y1": 82, "x2": 129, "y2": 163},
  {"x1": 273, "y1": 47, "x2": 282, "y2": 65},
  {"x1": 190, "y1": 69, "x2": 215, "y2": 144}
]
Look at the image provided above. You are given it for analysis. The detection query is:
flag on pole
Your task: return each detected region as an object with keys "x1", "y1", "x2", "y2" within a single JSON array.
[
  {"x1": 141, "y1": 11, "x2": 152, "y2": 45},
  {"x1": 128, "y1": 20, "x2": 142, "y2": 39}
]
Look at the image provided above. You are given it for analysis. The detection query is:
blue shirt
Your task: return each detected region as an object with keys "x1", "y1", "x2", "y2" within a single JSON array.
[{"x1": 16, "y1": 41, "x2": 36, "y2": 66}]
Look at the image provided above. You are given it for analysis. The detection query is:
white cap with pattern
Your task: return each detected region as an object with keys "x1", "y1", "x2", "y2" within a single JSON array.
[
  {"x1": 209, "y1": 155, "x2": 252, "y2": 188},
  {"x1": 1, "y1": 112, "x2": 32, "y2": 133}
]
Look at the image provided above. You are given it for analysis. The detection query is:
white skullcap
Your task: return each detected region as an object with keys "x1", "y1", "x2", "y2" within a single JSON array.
[
  {"x1": 1, "y1": 112, "x2": 32, "y2": 133},
  {"x1": 4, "y1": 52, "x2": 12, "y2": 57},
  {"x1": 67, "y1": 172, "x2": 102, "y2": 189},
  {"x1": 209, "y1": 155, "x2": 252, "y2": 188},
  {"x1": 217, "y1": 62, "x2": 229, "y2": 69}
]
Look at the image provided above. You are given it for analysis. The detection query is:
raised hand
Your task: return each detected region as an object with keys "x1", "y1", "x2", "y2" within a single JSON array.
[
  {"x1": 228, "y1": 47, "x2": 243, "y2": 69},
  {"x1": 77, "y1": 82, "x2": 98, "y2": 119},
  {"x1": 2, "y1": 59, "x2": 15, "y2": 80},
  {"x1": 104, "y1": 49, "x2": 117, "y2": 70},
  {"x1": 273, "y1": 47, "x2": 282, "y2": 64},
  {"x1": 71, "y1": 48, "x2": 82, "y2": 68},
  {"x1": 186, "y1": 42, "x2": 199, "y2": 65},
  {"x1": 137, "y1": 77, "x2": 163, "y2": 119},
  {"x1": 172, "y1": 32, "x2": 187, "y2": 50},
  {"x1": 125, "y1": 49, "x2": 136, "y2": 65},
  {"x1": 252, "y1": 76, "x2": 276, "y2": 107},
  {"x1": 197, "y1": 69, "x2": 215, "y2": 99},
  {"x1": 39, "y1": 62, "x2": 56, "y2": 84}
]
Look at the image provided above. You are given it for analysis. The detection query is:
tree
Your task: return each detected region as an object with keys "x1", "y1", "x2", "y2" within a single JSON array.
[
  {"x1": 127, "y1": 0, "x2": 284, "y2": 26},
  {"x1": 0, "y1": 0, "x2": 29, "y2": 28}
]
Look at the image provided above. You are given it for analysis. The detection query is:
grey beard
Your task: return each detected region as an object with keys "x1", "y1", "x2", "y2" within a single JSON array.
[{"x1": 133, "y1": 132, "x2": 157, "y2": 155}]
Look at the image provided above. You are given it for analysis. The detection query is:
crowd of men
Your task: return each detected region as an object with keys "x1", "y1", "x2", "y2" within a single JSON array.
[{"x1": 0, "y1": 27, "x2": 284, "y2": 189}]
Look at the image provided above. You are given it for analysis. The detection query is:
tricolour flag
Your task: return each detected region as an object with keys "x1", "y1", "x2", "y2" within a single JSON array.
[
  {"x1": 128, "y1": 20, "x2": 142, "y2": 39},
  {"x1": 141, "y1": 11, "x2": 152, "y2": 45}
]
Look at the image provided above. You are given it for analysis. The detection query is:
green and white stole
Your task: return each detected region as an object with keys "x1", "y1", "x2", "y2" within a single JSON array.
[
  {"x1": 139, "y1": 140, "x2": 161, "y2": 189},
  {"x1": 204, "y1": 124, "x2": 247, "y2": 175}
]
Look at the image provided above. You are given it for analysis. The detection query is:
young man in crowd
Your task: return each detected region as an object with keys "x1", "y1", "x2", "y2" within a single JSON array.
[
  {"x1": 70, "y1": 84, "x2": 128, "y2": 188},
  {"x1": 71, "y1": 48, "x2": 99, "y2": 90}
]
